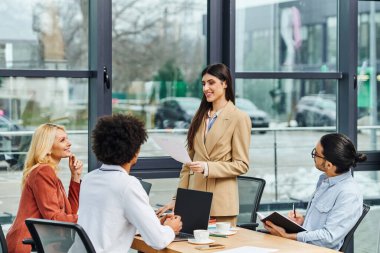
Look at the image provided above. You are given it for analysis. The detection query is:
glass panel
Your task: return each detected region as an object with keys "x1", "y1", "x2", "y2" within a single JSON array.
[
  {"x1": 357, "y1": 1, "x2": 380, "y2": 151},
  {"x1": 111, "y1": 0, "x2": 207, "y2": 130},
  {"x1": 236, "y1": 0, "x2": 338, "y2": 72},
  {"x1": 354, "y1": 170, "x2": 380, "y2": 253},
  {"x1": 235, "y1": 79, "x2": 337, "y2": 128},
  {"x1": 0, "y1": 77, "x2": 88, "y2": 215},
  {"x1": 235, "y1": 79, "x2": 337, "y2": 202},
  {"x1": 0, "y1": 0, "x2": 88, "y2": 69}
]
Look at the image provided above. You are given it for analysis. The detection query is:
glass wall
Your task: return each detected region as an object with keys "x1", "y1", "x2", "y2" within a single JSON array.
[
  {"x1": 236, "y1": 0, "x2": 338, "y2": 72},
  {"x1": 0, "y1": 0, "x2": 88, "y2": 70},
  {"x1": 111, "y1": 0, "x2": 207, "y2": 130},
  {"x1": 357, "y1": 1, "x2": 380, "y2": 151}
]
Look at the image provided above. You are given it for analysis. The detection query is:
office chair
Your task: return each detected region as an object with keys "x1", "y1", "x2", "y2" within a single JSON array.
[
  {"x1": 24, "y1": 218, "x2": 95, "y2": 253},
  {"x1": 137, "y1": 177, "x2": 152, "y2": 195},
  {"x1": 339, "y1": 203, "x2": 370, "y2": 253},
  {"x1": 236, "y1": 176, "x2": 266, "y2": 231},
  {"x1": 0, "y1": 224, "x2": 8, "y2": 253}
]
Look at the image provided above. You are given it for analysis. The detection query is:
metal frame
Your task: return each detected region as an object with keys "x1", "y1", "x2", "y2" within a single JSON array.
[{"x1": 88, "y1": 0, "x2": 112, "y2": 171}]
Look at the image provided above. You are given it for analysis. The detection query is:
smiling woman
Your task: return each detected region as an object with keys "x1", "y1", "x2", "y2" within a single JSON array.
[{"x1": 5, "y1": 123, "x2": 83, "y2": 253}]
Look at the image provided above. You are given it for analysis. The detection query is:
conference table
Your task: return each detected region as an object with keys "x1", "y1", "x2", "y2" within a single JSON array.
[{"x1": 131, "y1": 228, "x2": 339, "y2": 253}]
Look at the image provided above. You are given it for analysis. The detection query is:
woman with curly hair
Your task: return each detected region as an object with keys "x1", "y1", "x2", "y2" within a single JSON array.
[
  {"x1": 74, "y1": 114, "x2": 182, "y2": 252},
  {"x1": 6, "y1": 123, "x2": 83, "y2": 253}
]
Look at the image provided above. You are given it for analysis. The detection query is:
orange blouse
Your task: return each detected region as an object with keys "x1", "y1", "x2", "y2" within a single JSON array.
[{"x1": 6, "y1": 164, "x2": 80, "y2": 253}]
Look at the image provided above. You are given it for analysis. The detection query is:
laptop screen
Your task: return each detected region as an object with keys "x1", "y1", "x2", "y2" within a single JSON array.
[{"x1": 174, "y1": 188, "x2": 213, "y2": 234}]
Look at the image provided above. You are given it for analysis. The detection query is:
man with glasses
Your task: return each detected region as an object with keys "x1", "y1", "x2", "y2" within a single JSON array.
[{"x1": 264, "y1": 133, "x2": 366, "y2": 250}]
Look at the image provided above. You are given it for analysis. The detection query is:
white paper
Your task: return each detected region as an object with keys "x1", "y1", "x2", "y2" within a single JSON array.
[
  {"x1": 257, "y1": 212, "x2": 265, "y2": 220},
  {"x1": 217, "y1": 246, "x2": 278, "y2": 253},
  {"x1": 151, "y1": 135, "x2": 191, "y2": 164}
]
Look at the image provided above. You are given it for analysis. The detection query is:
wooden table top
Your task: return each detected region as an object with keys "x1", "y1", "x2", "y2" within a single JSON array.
[{"x1": 131, "y1": 228, "x2": 339, "y2": 253}]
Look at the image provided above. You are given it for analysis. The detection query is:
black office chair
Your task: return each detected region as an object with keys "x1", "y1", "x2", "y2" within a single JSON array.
[
  {"x1": 24, "y1": 218, "x2": 95, "y2": 253},
  {"x1": 339, "y1": 203, "x2": 370, "y2": 253},
  {"x1": 0, "y1": 224, "x2": 8, "y2": 253},
  {"x1": 236, "y1": 176, "x2": 266, "y2": 231},
  {"x1": 137, "y1": 177, "x2": 152, "y2": 195}
]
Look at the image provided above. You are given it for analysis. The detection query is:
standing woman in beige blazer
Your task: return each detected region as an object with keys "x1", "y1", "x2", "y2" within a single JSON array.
[{"x1": 157, "y1": 63, "x2": 251, "y2": 225}]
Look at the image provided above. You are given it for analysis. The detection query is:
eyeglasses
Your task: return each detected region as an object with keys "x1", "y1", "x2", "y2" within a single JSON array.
[{"x1": 311, "y1": 148, "x2": 325, "y2": 160}]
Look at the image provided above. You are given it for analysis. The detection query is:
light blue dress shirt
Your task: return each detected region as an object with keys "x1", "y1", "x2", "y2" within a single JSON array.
[{"x1": 296, "y1": 170, "x2": 363, "y2": 250}]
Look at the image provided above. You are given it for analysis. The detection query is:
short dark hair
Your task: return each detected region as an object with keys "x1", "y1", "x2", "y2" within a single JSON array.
[
  {"x1": 92, "y1": 114, "x2": 147, "y2": 165},
  {"x1": 320, "y1": 133, "x2": 367, "y2": 174}
]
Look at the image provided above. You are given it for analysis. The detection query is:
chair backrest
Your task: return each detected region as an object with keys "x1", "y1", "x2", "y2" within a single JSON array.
[
  {"x1": 0, "y1": 224, "x2": 8, "y2": 253},
  {"x1": 237, "y1": 176, "x2": 266, "y2": 224},
  {"x1": 137, "y1": 178, "x2": 152, "y2": 195},
  {"x1": 339, "y1": 203, "x2": 370, "y2": 253},
  {"x1": 25, "y1": 218, "x2": 95, "y2": 253}
]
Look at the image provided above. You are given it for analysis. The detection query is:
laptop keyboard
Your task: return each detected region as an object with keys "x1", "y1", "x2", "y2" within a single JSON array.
[{"x1": 175, "y1": 232, "x2": 194, "y2": 241}]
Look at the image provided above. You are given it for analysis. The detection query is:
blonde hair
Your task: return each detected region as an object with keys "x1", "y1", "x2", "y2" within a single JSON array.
[{"x1": 21, "y1": 123, "x2": 65, "y2": 188}]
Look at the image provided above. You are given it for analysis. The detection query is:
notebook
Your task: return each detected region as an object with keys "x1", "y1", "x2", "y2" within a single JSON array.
[
  {"x1": 173, "y1": 188, "x2": 213, "y2": 241},
  {"x1": 257, "y1": 211, "x2": 306, "y2": 233}
]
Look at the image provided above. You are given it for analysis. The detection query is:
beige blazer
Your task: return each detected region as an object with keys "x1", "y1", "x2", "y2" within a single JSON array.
[{"x1": 178, "y1": 101, "x2": 251, "y2": 216}]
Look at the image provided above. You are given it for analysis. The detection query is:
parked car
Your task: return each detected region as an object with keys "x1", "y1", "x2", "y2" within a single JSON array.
[
  {"x1": 154, "y1": 97, "x2": 201, "y2": 129},
  {"x1": 235, "y1": 98, "x2": 270, "y2": 133},
  {"x1": 0, "y1": 116, "x2": 24, "y2": 170},
  {"x1": 295, "y1": 95, "x2": 336, "y2": 127}
]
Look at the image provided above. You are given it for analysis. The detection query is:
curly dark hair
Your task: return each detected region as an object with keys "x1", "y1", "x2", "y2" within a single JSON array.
[{"x1": 92, "y1": 114, "x2": 147, "y2": 165}]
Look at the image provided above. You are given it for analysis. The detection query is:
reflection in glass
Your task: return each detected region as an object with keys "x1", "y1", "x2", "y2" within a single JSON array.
[
  {"x1": 111, "y1": 0, "x2": 207, "y2": 130},
  {"x1": 0, "y1": 77, "x2": 88, "y2": 171},
  {"x1": 236, "y1": 0, "x2": 338, "y2": 72},
  {"x1": 0, "y1": 0, "x2": 88, "y2": 69},
  {"x1": 235, "y1": 79, "x2": 337, "y2": 128}
]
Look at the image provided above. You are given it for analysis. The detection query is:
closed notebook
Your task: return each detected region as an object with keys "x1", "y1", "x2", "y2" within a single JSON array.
[{"x1": 257, "y1": 211, "x2": 306, "y2": 234}]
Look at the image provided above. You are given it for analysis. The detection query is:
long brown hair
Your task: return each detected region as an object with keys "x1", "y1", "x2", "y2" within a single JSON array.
[{"x1": 187, "y1": 63, "x2": 234, "y2": 151}]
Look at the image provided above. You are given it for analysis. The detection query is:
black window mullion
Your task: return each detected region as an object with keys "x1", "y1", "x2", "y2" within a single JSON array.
[
  {"x1": 88, "y1": 0, "x2": 112, "y2": 171},
  {"x1": 0, "y1": 69, "x2": 95, "y2": 78}
]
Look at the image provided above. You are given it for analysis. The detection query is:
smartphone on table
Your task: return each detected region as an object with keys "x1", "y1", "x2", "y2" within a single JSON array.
[{"x1": 195, "y1": 244, "x2": 225, "y2": 250}]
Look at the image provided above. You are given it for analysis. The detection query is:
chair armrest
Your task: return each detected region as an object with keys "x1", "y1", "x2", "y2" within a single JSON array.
[
  {"x1": 237, "y1": 222, "x2": 259, "y2": 231},
  {"x1": 22, "y1": 238, "x2": 36, "y2": 251}
]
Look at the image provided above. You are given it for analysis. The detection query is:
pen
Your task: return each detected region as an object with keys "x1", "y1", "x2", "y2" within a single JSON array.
[
  {"x1": 293, "y1": 203, "x2": 297, "y2": 218},
  {"x1": 210, "y1": 234, "x2": 227, "y2": 238}
]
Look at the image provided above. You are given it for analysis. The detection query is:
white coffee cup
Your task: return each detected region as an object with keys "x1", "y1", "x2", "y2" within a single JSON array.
[
  {"x1": 216, "y1": 222, "x2": 231, "y2": 233},
  {"x1": 193, "y1": 229, "x2": 209, "y2": 242}
]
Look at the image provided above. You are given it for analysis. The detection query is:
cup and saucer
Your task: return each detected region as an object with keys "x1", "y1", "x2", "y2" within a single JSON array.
[
  {"x1": 188, "y1": 230, "x2": 215, "y2": 244},
  {"x1": 210, "y1": 222, "x2": 238, "y2": 236}
]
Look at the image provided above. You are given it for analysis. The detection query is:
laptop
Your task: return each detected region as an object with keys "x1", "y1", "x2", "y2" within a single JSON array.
[{"x1": 173, "y1": 188, "x2": 213, "y2": 241}]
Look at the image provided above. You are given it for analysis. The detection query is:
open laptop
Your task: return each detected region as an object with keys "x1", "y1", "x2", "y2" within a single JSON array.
[{"x1": 173, "y1": 188, "x2": 213, "y2": 241}]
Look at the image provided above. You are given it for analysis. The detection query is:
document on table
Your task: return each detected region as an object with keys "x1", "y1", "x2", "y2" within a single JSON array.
[
  {"x1": 217, "y1": 246, "x2": 278, "y2": 253},
  {"x1": 151, "y1": 135, "x2": 191, "y2": 164}
]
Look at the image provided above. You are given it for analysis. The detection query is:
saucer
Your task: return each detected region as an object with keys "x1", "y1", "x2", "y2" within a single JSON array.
[
  {"x1": 187, "y1": 238, "x2": 215, "y2": 245},
  {"x1": 211, "y1": 230, "x2": 237, "y2": 236}
]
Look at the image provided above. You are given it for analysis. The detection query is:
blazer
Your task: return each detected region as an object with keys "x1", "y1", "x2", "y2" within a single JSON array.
[
  {"x1": 6, "y1": 164, "x2": 80, "y2": 253},
  {"x1": 178, "y1": 101, "x2": 251, "y2": 216}
]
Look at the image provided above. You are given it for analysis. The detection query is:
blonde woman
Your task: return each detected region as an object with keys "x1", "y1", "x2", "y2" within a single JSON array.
[{"x1": 6, "y1": 123, "x2": 83, "y2": 253}]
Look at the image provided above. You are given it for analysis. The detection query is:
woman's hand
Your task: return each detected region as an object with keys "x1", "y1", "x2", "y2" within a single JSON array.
[
  {"x1": 156, "y1": 200, "x2": 175, "y2": 217},
  {"x1": 69, "y1": 155, "x2": 83, "y2": 183},
  {"x1": 186, "y1": 161, "x2": 207, "y2": 174}
]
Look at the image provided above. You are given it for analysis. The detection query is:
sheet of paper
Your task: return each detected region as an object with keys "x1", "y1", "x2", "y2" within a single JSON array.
[
  {"x1": 151, "y1": 135, "x2": 191, "y2": 164},
  {"x1": 217, "y1": 246, "x2": 278, "y2": 253}
]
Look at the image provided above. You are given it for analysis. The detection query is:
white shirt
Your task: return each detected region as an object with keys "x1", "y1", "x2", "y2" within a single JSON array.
[{"x1": 76, "y1": 164, "x2": 175, "y2": 252}]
